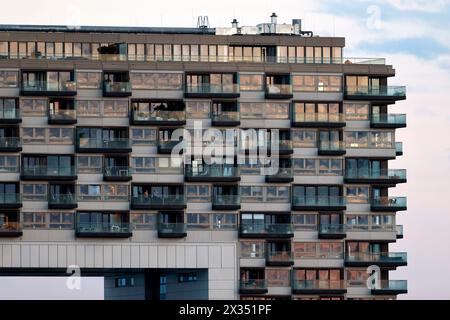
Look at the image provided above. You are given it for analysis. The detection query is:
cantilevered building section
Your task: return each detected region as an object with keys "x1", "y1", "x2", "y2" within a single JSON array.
[{"x1": 0, "y1": 14, "x2": 407, "y2": 300}]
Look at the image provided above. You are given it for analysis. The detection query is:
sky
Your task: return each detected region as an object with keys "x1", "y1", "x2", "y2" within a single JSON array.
[{"x1": 0, "y1": 0, "x2": 450, "y2": 300}]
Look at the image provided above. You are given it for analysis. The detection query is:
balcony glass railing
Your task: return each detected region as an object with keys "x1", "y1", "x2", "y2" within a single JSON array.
[
  {"x1": 103, "y1": 166, "x2": 131, "y2": 177},
  {"x1": 293, "y1": 280, "x2": 346, "y2": 290},
  {"x1": 0, "y1": 137, "x2": 21, "y2": 149},
  {"x1": 21, "y1": 166, "x2": 76, "y2": 177},
  {"x1": 292, "y1": 196, "x2": 346, "y2": 207},
  {"x1": 396, "y1": 142, "x2": 403, "y2": 154},
  {"x1": 346, "y1": 224, "x2": 397, "y2": 232},
  {"x1": 48, "y1": 109, "x2": 77, "y2": 121},
  {"x1": 48, "y1": 194, "x2": 76, "y2": 205},
  {"x1": 212, "y1": 111, "x2": 240, "y2": 122},
  {"x1": 371, "y1": 197, "x2": 407, "y2": 209},
  {"x1": 345, "y1": 169, "x2": 407, "y2": 180},
  {"x1": 158, "y1": 223, "x2": 187, "y2": 235},
  {"x1": 5, "y1": 53, "x2": 386, "y2": 65},
  {"x1": 293, "y1": 113, "x2": 345, "y2": 123},
  {"x1": 376, "y1": 280, "x2": 408, "y2": 291},
  {"x1": 103, "y1": 82, "x2": 131, "y2": 94},
  {"x1": 131, "y1": 194, "x2": 186, "y2": 206},
  {"x1": 132, "y1": 110, "x2": 185, "y2": 122},
  {"x1": 77, "y1": 138, "x2": 131, "y2": 150},
  {"x1": 0, "y1": 222, "x2": 22, "y2": 233},
  {"x1": 21, "y1": 80, "x2": 77, "y2": 93},
  {"x1": 0, "y1": 108, "x2": 20, "y2": 120},
  {"x1": 371, "y1": 114, "x2": 406, "y2": 126},
  {"x1": 265, "y1": 84, "x2": 292, "y2": 95},
  {"x1": 212, "y1": 194, "x2": 240, "y2": 206},
  {"x1": 396, "y1": 225, "x2": 404, "y2": 238},
  {"x1": 186, "y1": 84, "x2": 239, "y2": 95},
  {"x1": 345, "y1": 86, "x2": 406, "y2": 97},
  {"x1": 239, "y1": 279, "x2": 268, "y2": 291},
  {"x1": 240, "y1": 223, "x2": 294, "y2": 236},
  {"x1": 76, "y1": 222, "x2": 131, "y2": 234},
  {"x1": 0, "y1": 193, "x2": 21, "y2": 204},
  {"x1": 266, "y1": 251, "x2": 293, "y2": 263},
  {"x1": 346, "y1": 252, "x2": 407, "y2": 264},
  {"x1": 267, "y1": 167, "x2": 293, "y2": 179},
  {"x1": 185, "y1": 165, "x2": 239, "y2": 178}
]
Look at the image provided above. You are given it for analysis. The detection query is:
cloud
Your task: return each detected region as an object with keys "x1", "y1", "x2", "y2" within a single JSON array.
[{"x1": 379, "y1": 0, "x2": 450, "y2": 12}]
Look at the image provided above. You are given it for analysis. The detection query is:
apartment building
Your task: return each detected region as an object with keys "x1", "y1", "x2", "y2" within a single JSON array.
[{"x1": 0, "y1": 14, "x2": 407, "y2": 300}]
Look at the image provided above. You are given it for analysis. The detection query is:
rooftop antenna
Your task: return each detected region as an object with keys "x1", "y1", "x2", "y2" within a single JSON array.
[{"x1": 197, "y1": 16, "x2": 210, "y2": 29}]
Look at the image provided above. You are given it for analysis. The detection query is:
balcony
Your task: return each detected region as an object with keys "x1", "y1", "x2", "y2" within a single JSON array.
[
  {"x1": 103, "y1": 82, "x2": 132, "y2": 97},
  {"x1": 265, "y1": 84, "x2": 293, "y2": 99},
  {"x1": 372, "y1": 280, "x2": 408, "y2": 295},
  {"x1": 0, "y1": 108, "x2": 21, "y2": 124},
  {"x1": 292, "y1": 113, "x2": 346, "y2": 128},
  {"x1": 76, "y1": 222, "x2": 132, "y2": 238},
  {"x1": 0, "y1": 137, "x2": 22, "y2": 152},
  {"x1": 185, "y1": 165, "x2": 240, "y2": 182},
  {"x1": 131, "y1": 110, "x2": 186, "y2": 126},
  {"x1": 318, "y1": 141, "x2": 346, "y2": 156},
  {"x1": 0, "y1": 222, "x2": 22, "y2": 237},
  {"x1": 158, "y1": 223, "x2": 187, "y2": 238},
  {"x1": 371, "y1": 197, "x2": 407, "y2": 212},
  {"x1": 48, "y1": 109, "x2": 77, "y2": 125},
  {"x1": 21, "y1": 166, "x2": 77, "y2": 181},
  {"x1": 292, "y1": 280, "x2": 347, "y2": 295},
  {"x1": 212, "y1": 195, "x2": 241, "y2": 210},
  {"x1": 266, "y1": 251, "x2": 294, "y2": 267},
  {"x1": 265, "y1": 167, "x2": 294, "y2": 183},
  {"x1": 396, "y1": 225, "x2": 404, "y2": 239},
  {"x1": 103, "y1": 166, "x2": 132, "y2": 182},
  {"x1": 0, "y1": 194, "x2": 22, "y2": 209},
  {"x1": 239, "y1": 279, "x2": 268, "y2": 294},
  {"x1": 239, "y1": 223, "x2": 294, "y2": 239},
  {"x1": 21, "y1": 80, "x2": 77, "y2": 96},
  {"x1": 344, "y1": 169, "x2": 407, "y2": 185},
  {"x1": 272, "y1": 140, "x2": 294, "y2": 155},
  {"x1": 371, "y1": 114, "x2": 407, "y2": 129},
  {"x1": 319, "y1": 224, "x2": 346, "y2": 239},
  {"x1": 211, "y1": 112, "x2": 240, "y2": 127},
  {"x1": 345, "y1": 252, "x2": 407, "y2": 268},
  {"x1": 185, "y1": 84, "x2": 240, "y2": 99},
  {"x1": 292, "y1": 196, "x2": 346, "y2": 211},
  {"x1": 76, "y1": 138, "x2": 132, "y2": 153},
  {"x1": 48, "y1": 194, "x2": 77, "y2": 210},
  {"x1": 345, "y1": 86, "x2": 406, "y2": 101},
  {"x1": 131, "y1": 195, "x2": 186, "y2": 210}
]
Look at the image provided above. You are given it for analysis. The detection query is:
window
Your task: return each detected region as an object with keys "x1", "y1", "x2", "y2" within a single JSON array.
[
  {"x1": 371, "y1": 131, "x2": 394, "y2": 148},
  {"x1": 130, "y1": 213, "x2": 157, "y2": 230},
  {"x1": 76, "y1": 71, "x2": 101, "y2": 88},
  {"x1": 292, "y1": 214, "x2": 317, "y2": 231},
  {"x1": 186, "y1": 101, "x2": 210, "y2": 119},
  {"x1": 178, "y1": 272, "x2": 198, "y2": 283},
  {"x1": 0, "y1": 155, "x2": 19, "y2": 173},
  {"x1": 265, "y1": 103, "x2": 289, "y2": 119},
  {"x1": 293, "y1": 75, "x2": 342, "y2": 92},
  {"x1": 22, "y1": 127, "x2": 46, "y2": 144},
  {"x1": 103, "y1": 100, "x2": 128, "y2": 117},
  {"x1": 266, "y1": 269, "x2": 290, "y2": 287},
  {"x1": 77, "y1": 100, "x2": 101, "y2": 117},
  {"x1": 22, "y1": 212, "x2": 46, "y2": 229},
  {"x1": 240, "y1": 74, "x2": 263, "y2": 91},
  {"x1": 22, "y1": 184, "x2": 47, "y2": 201},
  {"x1": 187, "y1": 213, "x2": 210, "y2": 229},
  {"x1": 130, "y1": 72, "x2": 182, "y2": 90},
  {"x1": 0, "y1": 71, "x2": 18, "y2": 88},
  {"x1": 345, "y1": 131, "x2": 369, "y2": 148},
  {"x1": 131, "y1": 128, "x2": 156, "y2": 145},
  {"x1": 77, "y1": 155, "x2": 102, "y2": 173},
  {"x1": 48, "y1": 212, "x2": 74, "y2": 229},
  {"x1": 213, "y1": 213, "x2": 236, "y2": 229},
  {"x1": 115, "y1": 277, "x2": 135, "y2": 288},
  {"x1": 293, "y1": 158, "x2": 317, "y2": 175},
  {"x1": 48, "y1": 128, "x2": 73, "y2": 144},
  {"x1": 294, "y1": 242, "x2": 317, "y2": 259},
  {"x1": 292, "y1": 129, "x2": 316, "y2": 148},
  {"x1": 240, "y1": 186, "x2": 263, "y2": 202},
  {"x1": 131, "y1": 157, "x2": 156, "y2": 173},
  {"x1": 346, "y1": 186, "x2": 369, "y2": 203},
  {"x1": 21, "y1": 98, "x2": 47, "y2": 116},
  {"x1": 346, "y1": 215, "x2": 370, "y2": 230},
  {"x1": 344, "y1": 103, "x2": 369, "y2": 120},
  {"x1": 318, "y1": 159, "x2": 342, "y2": 175},
  {"x1": 240, "y1": 241, "x2": 265, "y2": 258},
  {"x1": 186, "y1": 185, "x2": 210, "y2": 202}
]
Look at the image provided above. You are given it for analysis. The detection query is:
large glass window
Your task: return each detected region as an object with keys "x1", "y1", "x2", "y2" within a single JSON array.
[
  {"x1": 293, "y1": 75, "x2": 342, "y2": 92},
  {"x1": 344, "y1": 103, "x2": 369, "y2": 120},
  {"x1": 187, "y1": 213, "x2": 210, "y2": 230},
  {"x1": 186, "y1": 184, "x2": 210, "y2": 202},
  {"x1": 77, "y1": 71, "x2": 101, "y2": 89},
  {"x1": 292, "y1": 129, "x2": 316, "y2": 148},
  {"x1": 346, "y1": 186, "x2": 370, "y2": 203},
  {"x1": 240, "y1": 74, "x2": 263, "y2": 91},
  {"x1": 0, "y1": 71, "x2": 18, "y2": 88}
]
